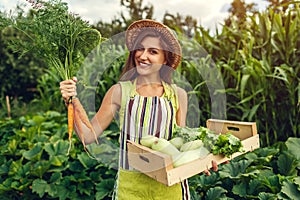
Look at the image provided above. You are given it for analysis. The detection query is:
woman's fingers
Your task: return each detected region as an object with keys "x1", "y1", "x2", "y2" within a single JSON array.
[
  {"x1": 203, "y1": 159, "x2": 230, "y2": 176},
  {"x1": 212, "y1": 160, "x2": 218, "y2": 172},
  {"x1": 203, "y1": 160, "x2": 218, "y2": 176},
  {"x1": 72, "y1": 76, "x2": 77, "y2": 82},
  {"x1": 203, "y1": 169, "x2": 211, "y2": 176},
  {"x1": 223, "y1": 160, "x2": 230, "y2": 164},
  {"x1": 60, "y1": 79, "x2": 77, "y2": 103}
]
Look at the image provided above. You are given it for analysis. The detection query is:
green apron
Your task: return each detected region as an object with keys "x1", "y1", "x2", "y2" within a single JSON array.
[
  {"x1": 114, "y1": 80, "x2": 186, "y2": 200},
  {"x1": 116, "y1": 169, "x2": 182, "y2": 200}
]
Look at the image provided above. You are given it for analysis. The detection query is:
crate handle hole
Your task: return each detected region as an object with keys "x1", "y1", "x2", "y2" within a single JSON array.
[
  {"x1": 227, "y1": 126, "x2": 240, "y2": 132},
  {"x1": 139, "y1": 155, "x2": 150, "y2": 163}
]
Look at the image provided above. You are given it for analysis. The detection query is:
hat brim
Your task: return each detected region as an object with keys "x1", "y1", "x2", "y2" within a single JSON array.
[{"x1": 125, "y1": 19, "x2": 182, "y2": 69}]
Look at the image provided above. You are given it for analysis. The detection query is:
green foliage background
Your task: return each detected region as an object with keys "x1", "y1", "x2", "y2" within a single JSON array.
[{"x1": 0, "y1": 0, "x2": 299, "y2": 199}]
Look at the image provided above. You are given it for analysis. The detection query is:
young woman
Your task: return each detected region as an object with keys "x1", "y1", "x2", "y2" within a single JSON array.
[{"x1": 60, "y1": 19, "x2": 217, "y2": 200}]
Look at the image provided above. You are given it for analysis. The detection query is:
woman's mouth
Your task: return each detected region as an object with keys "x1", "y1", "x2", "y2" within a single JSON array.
[{"x1": 137, "y1": 62, "x2": 151, "y2": 68}]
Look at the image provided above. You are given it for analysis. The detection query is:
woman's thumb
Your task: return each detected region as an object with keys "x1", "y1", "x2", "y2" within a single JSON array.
[{"x1": 72, "y1": 76, "x2": 77, "y2": 83}]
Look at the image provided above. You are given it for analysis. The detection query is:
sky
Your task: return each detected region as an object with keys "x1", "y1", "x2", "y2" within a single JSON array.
[{"x1": 0, "y1": 0, "x2": 269, "y2": 31}]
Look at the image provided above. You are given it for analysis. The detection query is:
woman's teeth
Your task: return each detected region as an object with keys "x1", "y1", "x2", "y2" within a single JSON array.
[{"x1": 139, "y1": 62, "x2": 150, "y2": 67}]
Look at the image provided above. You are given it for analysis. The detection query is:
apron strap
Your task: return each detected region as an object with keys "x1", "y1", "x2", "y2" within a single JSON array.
[{"x1": 119, "y1": 81, "x2": 133, "y2": 130}]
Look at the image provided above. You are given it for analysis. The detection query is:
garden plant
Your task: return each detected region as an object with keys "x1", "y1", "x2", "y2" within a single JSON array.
[{"x1": 0, "y1": 0, "x2": 299, "y2": 199}]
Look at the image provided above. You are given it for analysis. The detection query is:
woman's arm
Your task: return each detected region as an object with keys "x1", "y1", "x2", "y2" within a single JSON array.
[
  {"x1": 90, "y1": 84, "x2": 121, "y2": 143},
  {"x1": 176, "y1": 87, "x2": 188, "y2": 127},
  {"x1": 60, "y1": 78, "x2": 121, "y2": 144}
]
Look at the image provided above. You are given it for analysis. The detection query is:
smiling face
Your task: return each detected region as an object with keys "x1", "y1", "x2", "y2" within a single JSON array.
[
  {"x1": 134, "y1": 36, "x2": 167, "y2": 78},
  {"x1": 120, "y1": 29, "x2": 176, "y2": 83}
]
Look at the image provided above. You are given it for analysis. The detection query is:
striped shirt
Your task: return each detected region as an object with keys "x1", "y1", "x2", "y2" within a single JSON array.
[
  {"x1": 118, "y1": 80, "x2": 190, "y2": 200},
  {"x1": 120, "y1": 95, "x2": 175, "y2": 168}
]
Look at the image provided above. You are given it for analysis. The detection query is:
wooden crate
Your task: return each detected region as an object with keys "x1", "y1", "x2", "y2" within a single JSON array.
[{"x1": 127, "y1": 119, "x2": 260, "y2": 186}]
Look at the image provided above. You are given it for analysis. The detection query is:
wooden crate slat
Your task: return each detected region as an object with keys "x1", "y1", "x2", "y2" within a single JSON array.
[{"x1": 127, "y1": 119, "x2": 260, "y2": 186}]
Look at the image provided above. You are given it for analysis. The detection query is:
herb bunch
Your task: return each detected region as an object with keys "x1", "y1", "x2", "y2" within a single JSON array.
[{"x1": 8, "y1": 0, "x2": 101, "y2": 80}]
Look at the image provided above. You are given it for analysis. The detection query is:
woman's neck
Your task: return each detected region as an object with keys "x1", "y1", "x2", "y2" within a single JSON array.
[
  {"x1": 136, "y1": 75, "x2": 162, "y2": 86},
  {"x1": 135, "y1": 76, "x2": 164, "y2": 97}
]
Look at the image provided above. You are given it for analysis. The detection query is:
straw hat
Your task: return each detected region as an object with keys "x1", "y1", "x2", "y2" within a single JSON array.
[{"x1": 125, "y1": 19, "x2": 182, "y2": 69}]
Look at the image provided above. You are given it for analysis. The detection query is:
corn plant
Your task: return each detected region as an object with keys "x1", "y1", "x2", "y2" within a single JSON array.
[
  {"x1": 235, "y1": 4, "x2": 300, "y2": 146},
  {"x1": 193, "y1": 2, "x2": 300, "y2": 147}
]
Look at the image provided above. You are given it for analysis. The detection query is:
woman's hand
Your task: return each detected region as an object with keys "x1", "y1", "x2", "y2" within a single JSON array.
[
  {"x1": 203, "y1": 160, "x2": 218, "y2": 176},
  {"x1": 203, "y1": 160, "x2": 230, "y2": 176},
  {"x1": 59, "y1": 77, "x2": 77, "y2": 104}
]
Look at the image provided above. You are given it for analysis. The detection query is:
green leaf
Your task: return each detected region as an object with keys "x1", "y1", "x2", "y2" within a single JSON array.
[
  {"x1": 295, "y1": 177, "x2": 300, "y2": 187},
  {"x1": 69, "y1": 160, "x2": 85, "y2": 172},
  {"x1": 277, "y1": 151, "x2": 298, "y2": 176},
  {"x1": 72, "y1": 171, "x2": 91, "y2": 182},
  {"x1": 49, "y1": 172, "x2": 62, "y2": 184},
  {"x1": 248, "y1": 103, "x2": 260, "y2": 121},
  {"x1": 77, "y1": 180, "x2": 94, "y2": 196},
  {"x1": 8, "y1": 0, "x2": 102, "y2": 81},
  {"x1": 31, "y1": 160, "x2": 51, "y2": 178},
  {"x1": 8, "y1": 159, "x2": 23, "y2": 176},
  {"x1": 30, "y1": 115, "x2": 46, "y2": 126},
  {"x1": 49, "y1": 155, "x2": 68, "y2": 166},
  {"x1": 248, "y1": 179, "x2": 263, "y2": 195},
  {"x1": 22, "y1": 143, "x2": 43, "y2": 161},
  {"x1": 251, "y1": 148, "x2": 279, "y2": 164},
  {"x1": 219, "y1": 160, "x2": 259, "y2": 179},
  {"x1": 0, "y1": 178, "x2": 13, "y2": 192},
  {"x1": 240, "y1": 74, "x2": 250, "y2": 98},
  {"x1": 258, "y1": 192, "x2": 277, "y2": 200},
  {"x1": 232, "y1": 179, "x2": 265, "y2": 198},
  {"x1": 32, "y1": 179, "x2": 50, "y2": 198},
  {"x1": 44, "y1": 140, "x2": 69, "y2": 166},
  {"x1": 260, "y1": 174, "x2": 281, "y2": 193},
  {"x1": 3, "y1": 139, "x2": 18, "y2": 155},
  {"x1": 205, "y1": 186, "x2": 227, "y2": 200},
  {"x1": 232, "y1": 181, "x2": 247, "y2": 197},
  {"x1": 77, "y1": 152, "x2": 98, "y2": 168},
  {"x1": 44, "y1": 140, "x2": 70, "y2": 156},
  {"x1": 0, "y1": 159, "x2": 12, "y2": 175},
  {"x1": 280, "y1": 180, "x2": 300, "y2": 200},
  {"x1": 191, "y1": 172, "x2": 220, "y2": 189},
  {"x1": 45, "y1": 110, "x2": 62, "y2": 118},
  {"x1": 95, "y1": 179, "x2": 115, "y2": 199},
  {"x1": 47, "y1": 184, "x2": 72, "y2": 200},
  {"x1": 14, "y1": 162, "x2": 31, "y2": 180},
  {"x1": 47, "y1": 177, "x2": 78, "y2": 199},
  {"x1": 286, "y1": 137, "x2": 300, "y2": 160},
  {"x1": 212, "y1": 133, "x2": 243, "y2": 158},
  {"x1": 86, "y1": 141, "x2": 119, "y2": 169},
  {"x1": 238, "y1": 89, "x2": 263, "y2": 104}
]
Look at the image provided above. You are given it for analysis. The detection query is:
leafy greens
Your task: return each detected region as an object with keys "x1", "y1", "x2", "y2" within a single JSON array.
[{"x1": 173, "y1": 125, "x2": 243, "y2": 158}]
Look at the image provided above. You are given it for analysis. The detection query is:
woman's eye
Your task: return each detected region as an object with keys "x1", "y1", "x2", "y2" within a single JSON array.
[
  {"x1": 150, "y1": 49, "x2": 158, "y2": 54},
  {"x1": 136, "y1": 46, "x2": 144, "y2": 51}
]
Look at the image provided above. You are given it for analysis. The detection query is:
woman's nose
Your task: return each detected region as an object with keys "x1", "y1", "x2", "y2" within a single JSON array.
[{"x1": 139, "y1": 49, "x2": 148, "y2": 60}]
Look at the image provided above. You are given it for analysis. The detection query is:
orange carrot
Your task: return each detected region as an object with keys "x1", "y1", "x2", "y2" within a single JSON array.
[
  {"x1": 72, "y1": 98, "x2": 99, "y2": 159},
  {"x1": 67, "y1": 101, "x2": 74, "y2": 155},
  {"x1": 73, "y1": 106, "x2": 86, "y2": 147},
  {"x1": 66, "y1": 97, "x2": 99, "y2": 157},
  {"x1": 72, "y1": 98, "x2": 99, "y2": 145},
  {"x1": 73, "y1": 109, "x2": 96, "y2": 160}
]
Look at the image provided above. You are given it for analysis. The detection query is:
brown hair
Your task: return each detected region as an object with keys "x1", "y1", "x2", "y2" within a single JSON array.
[{"x1": 119, "y1": 29, "x2": 175, "y2": 83}]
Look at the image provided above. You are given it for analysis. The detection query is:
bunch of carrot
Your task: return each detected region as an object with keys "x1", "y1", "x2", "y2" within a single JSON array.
[
  {"x1": 67, "y1": 97, "x2": 99, "y2": 155},
  {"x1": 8, "y1": 0, "x2": 102, "y2": 156}
]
